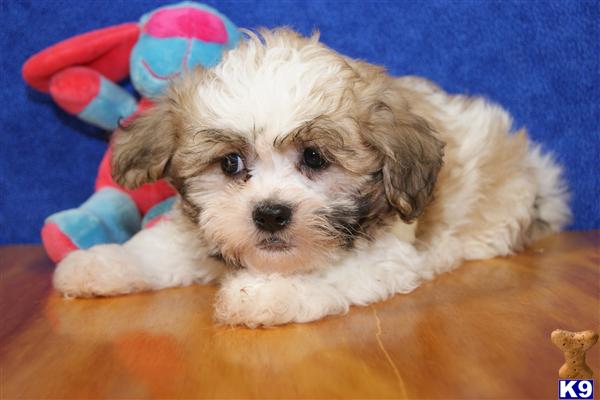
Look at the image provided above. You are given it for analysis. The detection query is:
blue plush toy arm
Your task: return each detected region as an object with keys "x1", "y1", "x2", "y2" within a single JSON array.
[{"x1": 49, "y1": 66, "x2": 138, "y2": 131}]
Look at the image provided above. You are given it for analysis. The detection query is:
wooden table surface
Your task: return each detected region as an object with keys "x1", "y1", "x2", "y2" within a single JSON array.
[{"x1": 1, "y1": 231, "x2": 598, "y2": 399}]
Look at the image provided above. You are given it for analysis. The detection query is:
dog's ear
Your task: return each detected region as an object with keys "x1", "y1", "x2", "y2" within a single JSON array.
[
  {"x1": 361, "y1": 100, "x2": 445, "y2": 222},
  {"x1": 111, "y1": 69, "x2": 205, "y2": 189},
  {"x1": 110, "y1": 99, "x2": 177, "y2": 189}
]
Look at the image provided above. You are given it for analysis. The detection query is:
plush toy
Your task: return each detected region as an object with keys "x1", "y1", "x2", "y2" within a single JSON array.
[{"x1": 22, "y1": 2, "x2": 239, "y2": 263}]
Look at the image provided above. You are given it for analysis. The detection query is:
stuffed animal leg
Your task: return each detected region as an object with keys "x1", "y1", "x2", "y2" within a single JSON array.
[
  {"x1": 41, "y1": 188, "x2": 141, "y2": 263},
  {"x1": 41, "y1": 147, "x2": 177, "y2": 263},
  {"x1": 42, "y1": 189, "x2": 177, "y2": 264}
]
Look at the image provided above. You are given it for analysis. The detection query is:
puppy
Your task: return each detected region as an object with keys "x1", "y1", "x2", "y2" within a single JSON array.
[{"x1": 53, "y1": 28, "x2": 570, "y2": 327}]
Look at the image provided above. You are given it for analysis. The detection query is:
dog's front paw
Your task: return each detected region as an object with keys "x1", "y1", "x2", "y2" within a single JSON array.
[
  {"x1": 214, "y1": 273, "x2": 348, "y2": 328},
  {"x1": 53, "y1": 245, "x2": 145, "y2": 298},
  {"x1": 214, "y1": 275, "x2": 300, "y2": 327}
]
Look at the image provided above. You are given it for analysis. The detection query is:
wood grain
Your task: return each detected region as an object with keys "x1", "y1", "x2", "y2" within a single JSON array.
[{"x1": 1, "y1": 231, "x2": 598, "y2": 399}]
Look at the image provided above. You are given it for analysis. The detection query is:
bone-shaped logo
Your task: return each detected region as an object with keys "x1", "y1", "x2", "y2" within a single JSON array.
[{"x1": 551, "y1": 329, "x2": 598, "y2": 379}]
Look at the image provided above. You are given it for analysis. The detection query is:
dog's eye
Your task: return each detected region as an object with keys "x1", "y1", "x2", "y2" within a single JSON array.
[
  {"x1": 302, "y1": 147, "x2": 328, "y2": 169},
  {"x1": 221, "y1": 153, "x2": 245, "y2": 176}
]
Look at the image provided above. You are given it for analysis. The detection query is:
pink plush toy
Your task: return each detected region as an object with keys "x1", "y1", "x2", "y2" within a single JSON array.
[{"x1": 22, "y1": 2, "x2": 239, "y2": 262}]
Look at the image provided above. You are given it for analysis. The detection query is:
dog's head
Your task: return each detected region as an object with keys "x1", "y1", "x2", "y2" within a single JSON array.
[{"x1": 112, "y1": 29, "x2": 444, "y2": 274}]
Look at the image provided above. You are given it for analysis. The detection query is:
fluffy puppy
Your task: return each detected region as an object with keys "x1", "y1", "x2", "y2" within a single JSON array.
[{"x1": 53, "y1": 28, "x2": 570, "y2": 327}]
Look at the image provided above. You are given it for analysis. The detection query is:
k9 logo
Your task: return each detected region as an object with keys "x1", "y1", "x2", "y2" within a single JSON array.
[{"x1": 559, "y1": 380, "x2": 594, "y2": 399}]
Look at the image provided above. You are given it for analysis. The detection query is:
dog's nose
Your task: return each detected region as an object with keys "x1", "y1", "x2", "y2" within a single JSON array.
[{"x1": 252, "y1": 203, "x2": 292, "y2": 232}]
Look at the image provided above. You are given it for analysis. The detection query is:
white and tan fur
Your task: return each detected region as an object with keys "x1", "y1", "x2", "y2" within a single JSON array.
[{"x1": 53, "y1": 29, "x2": 570, "y2": 327}]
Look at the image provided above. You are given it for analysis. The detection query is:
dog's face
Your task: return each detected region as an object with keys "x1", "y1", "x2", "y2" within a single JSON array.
[{"x1": 112, "y1": 29, "x2": 444, "y2": 274}]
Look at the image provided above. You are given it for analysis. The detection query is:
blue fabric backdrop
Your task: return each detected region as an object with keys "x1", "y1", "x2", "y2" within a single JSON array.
[{"x1": 1, "y1": 0, "x2": 598, "y2": 244}]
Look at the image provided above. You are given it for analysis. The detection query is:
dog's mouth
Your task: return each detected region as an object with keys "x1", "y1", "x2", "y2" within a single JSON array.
[{"x1": 257, "y1": 236, "x2": 293, "y2": 252}]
